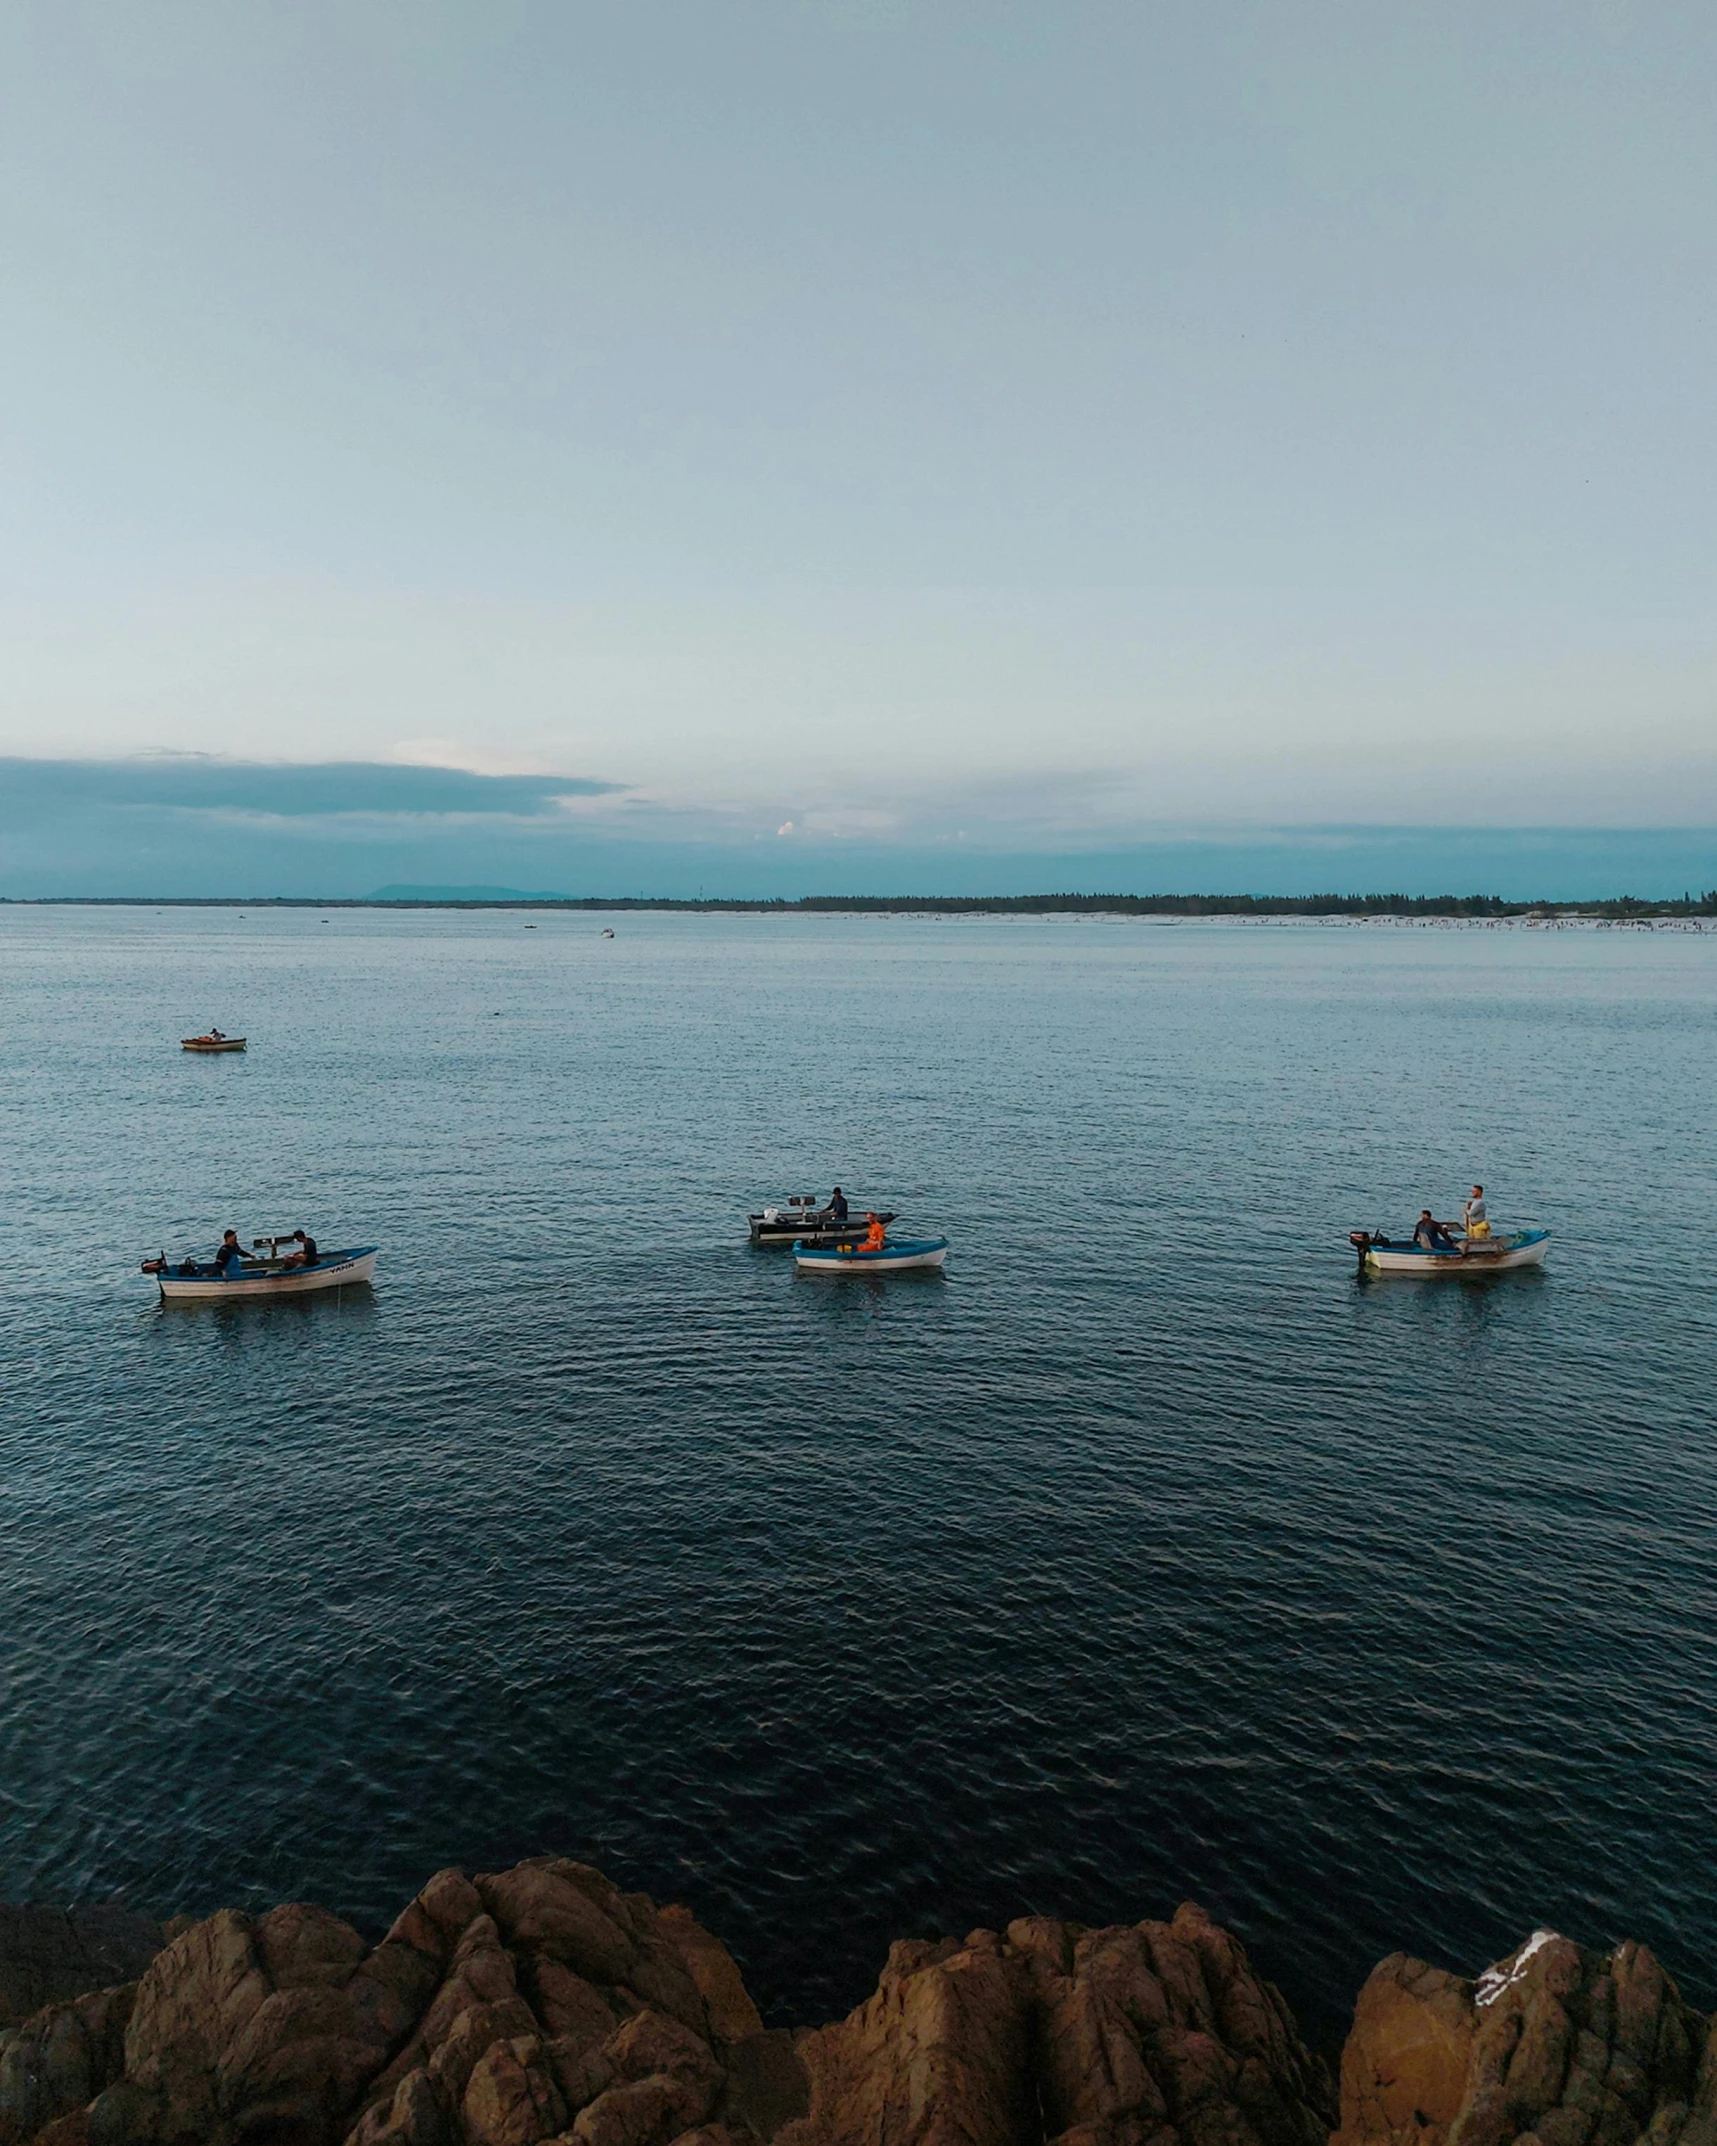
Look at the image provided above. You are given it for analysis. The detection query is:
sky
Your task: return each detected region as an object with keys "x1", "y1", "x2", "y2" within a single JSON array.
[{"x1": 2, "y1": 2, "x2": 1715, "y2": 895}]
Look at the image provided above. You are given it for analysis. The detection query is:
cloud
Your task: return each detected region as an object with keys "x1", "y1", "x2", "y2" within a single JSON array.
[
  {"x1": 0, "y1": 754, "x2": 622, "y2": 827},
  {"x1": 0, "y1": 753, "x2": 1714, "y2": 902}
]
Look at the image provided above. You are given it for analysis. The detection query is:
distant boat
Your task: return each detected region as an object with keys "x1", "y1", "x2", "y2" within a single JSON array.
[
  {"x1": 601, "y1": 928, "x2": 615, "y2": 938},
  {"x1": 1350, "y1": 1228, "x2": 1550, "y2": 1275},
  {"x1": 142, "y1": 1246, "x2": 379, "y2": 1301},
  {"x1": 751, "y1": 1197, "x2": 896, "y2": 1245},
  {"x1": 182, "y1": 1030, "x2": 246, "y2": 1053},
  {"x1": 795, "y1": 1235, "x2": 948, "y2": 1275}
]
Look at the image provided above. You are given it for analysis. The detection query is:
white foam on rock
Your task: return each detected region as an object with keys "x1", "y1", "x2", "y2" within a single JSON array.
[{"x1": 1474, "y1": 1928, "x2": 1562, "y2": 2007}]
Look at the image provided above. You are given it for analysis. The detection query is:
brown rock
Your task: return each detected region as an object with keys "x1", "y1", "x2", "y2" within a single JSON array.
[
  {"x1": 30, "y1": 2112, "x2": 91, "y2": 2146},
  {"x1": 123, "y1": 1909, "x2": 272, "y2": 2142},
  {"x1": 364, "y1": 1920, "x2": 528, "y2": 2115},
  {"x1": 217, "y1": 1978, "x2": 394, "y2": 2139},
  {"x1": 257, "y1": 1909, "x2": 370, "y2": 1993},
  {"x1": 1340, "y1": 1931, "x2": 1709, "y2": 2146},
  {"x1": 527, "y1": 1966, "x2": 616, "y2": 2056},
  {"x1": 655, "y1": 1914, "x2": 764, "y2": 2048},
  {"x1": 117, "y1": 1902, "x2": 425, "y2": 2146},
  {"x1": 780, "y1": 1927, "x2": 1034, "y2": 2146},
  {"x1": 426, "y1": 2002, "x2": 543, "y2": 2109},
  {"x1": 778, "y1": 1902, "x2": 1334, "y2": 2146},
  {"x1": 0, "y1": 1984, "x2": 134, "y2": 2146},
  {"x1": 616, "y1": 1948, "x2": 711, "y2": 2044},
  {"x1": 461, "y1": 2036, "x2": 567, "y2": 2146},
  {"x1": 1334, "y1": 1954, "x2": 1478, "y2": 2146},
  {"x1": 604, "y1": 2013, "x2": 720, "y2": 2099},
  {"x1": 1025, "y1": 1903, "x2": 1332, "y2": 2146},
  {"x1": 348, "y1": 1942, "x2": 447, "y2": 2051},
  {"x1": 569, "y1": 2077, "x2": 709, "y2": 2146},
  {"x1": 344, "y1": 2068, "x2": 449, "y2": 2146},
  {"x1": 385, "y1": 1877, "x2": 488, "y2": 1974},
  {"x1": 478, "y1": 1875, "x2": 635, "y2": 1991},
  {"x1": 719, "y1": 2031, "x2": 809, "y2": 2142},
  {"x1": 542, "y1": 2035, "x2": 614, "y2": 2120}
]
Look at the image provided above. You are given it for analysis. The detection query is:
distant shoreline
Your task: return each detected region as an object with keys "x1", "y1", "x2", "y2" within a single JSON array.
[{"x1": 3, "y1": 891, "x2": 1716, "y2": 919}]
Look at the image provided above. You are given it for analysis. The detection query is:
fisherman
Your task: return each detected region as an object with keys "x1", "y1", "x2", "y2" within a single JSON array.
[
  {"x1": 1413, "y1": 1210, "x2": 1457, "y2": 1251},
  {"x1": 1463, "y1": 1185, "x2": 1490, "y2": 1240},
  {"x1": 827, "y1": 1186, "x2": 849, "y2": 1223},
  {"x1": 861, "y1": 1212, "x2": 886, "y2": 1252},
  {"x1": 282, "y1": 1229, "x2": 319, "y2": 1269},
  {"x1": 213, "y1": 1229, "x2": 245, "y2": 1275}
]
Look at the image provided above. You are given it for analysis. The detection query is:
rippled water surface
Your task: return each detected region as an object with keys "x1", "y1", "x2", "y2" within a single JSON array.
[{"x1": 2, "y1": 906, "x2": 1715, "y2": 2045}]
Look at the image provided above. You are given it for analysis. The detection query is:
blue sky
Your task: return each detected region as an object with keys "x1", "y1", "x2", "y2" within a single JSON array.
[{"x1": 2, "y1": 4, "x2": 1715, "y2": 892}]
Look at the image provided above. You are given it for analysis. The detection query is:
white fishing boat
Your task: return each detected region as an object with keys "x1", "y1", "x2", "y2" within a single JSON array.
[
  {"x1": 182, "y1": 1029, "x2": 246, "y2": 1053},
  {"x1": 794, "y1": 1235, "x2": 949, "y2": 1275},
  {"x1": 142, "y1": 1242, "x2": 378, "y2": 1301},
  {"x1": 1349, "y1": 1227, "x2": 1550, "y2": 1275}
]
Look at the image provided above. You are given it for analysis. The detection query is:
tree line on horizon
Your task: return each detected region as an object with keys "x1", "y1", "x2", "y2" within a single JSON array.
[{"x1": 14, "y1": 890, "x2": 1717, "y2": 917}]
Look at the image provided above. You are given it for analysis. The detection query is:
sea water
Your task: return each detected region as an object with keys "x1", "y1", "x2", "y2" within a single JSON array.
[{"x1": 1, "y1": 905, "x2": 1713, "y2": 2045}]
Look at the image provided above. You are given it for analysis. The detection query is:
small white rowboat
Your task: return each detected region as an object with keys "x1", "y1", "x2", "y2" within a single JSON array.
[
  {"x1": 794, "y1": 1235, "x2": 948, "y2": 1275},
  {"x1": 1350, "y1": 1228, "x2": 1550, "y2": 1276},
  {"x1": 144, "y1": 1248, "x2": 379, "y2": 1301},
  {"x1": 182, "y1": 1032, "x2": 246, "y2": 1053}
]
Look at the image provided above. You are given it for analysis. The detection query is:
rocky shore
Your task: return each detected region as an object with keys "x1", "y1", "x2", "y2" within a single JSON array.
[{"x1": 2, "y1": 1859, "x2": 1713, "y2": 2146}]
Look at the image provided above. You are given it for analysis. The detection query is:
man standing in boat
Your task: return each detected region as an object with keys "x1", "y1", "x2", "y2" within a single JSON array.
[
  {"x1": 1463, "y1": 1185, "x2": 1490, "y2": 1241},
  {"x1": 826, "y1": 1186, "x2": 849, "y2": 1224}
]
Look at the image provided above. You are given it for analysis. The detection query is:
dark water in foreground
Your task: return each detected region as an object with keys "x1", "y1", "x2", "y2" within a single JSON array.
[{"x1": 2, "y1": 907, "x2": 1714, "y2": 2047}]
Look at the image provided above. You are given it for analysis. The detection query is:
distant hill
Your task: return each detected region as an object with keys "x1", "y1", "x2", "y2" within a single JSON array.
[{"x1": 367, "y1": 883, "x2": 572, "y2": 903}]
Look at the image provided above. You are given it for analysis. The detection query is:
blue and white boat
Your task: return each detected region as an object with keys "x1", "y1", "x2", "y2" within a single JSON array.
[
  {"x1": 794, "y1": 1235, "x2": 948, "y2": 1275},
  {"x1": 1349, "y1": 1227, "x2": 1549, "y2": 1275},
  {"x1": 142, "y1": 1244, "x2": 379, "y2": 1301}
]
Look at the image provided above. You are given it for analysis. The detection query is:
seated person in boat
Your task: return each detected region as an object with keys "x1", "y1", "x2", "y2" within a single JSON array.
[
  {"x1": 213, "y1": 1229, "x2": 245, "y2": 1274},
  {"x1": 827, "y1": 1186, "x2": 849, "y2": 1224},
  {"x1": 282, "y1": 1229, "x2": 319, "y2": 1269},
  {"x1": 1413, "y1": 1210, "x2": 1457, "y2": 1251},
  {"x1": 861, "y1": 1212, "x2": 886, "y2": 1251}
]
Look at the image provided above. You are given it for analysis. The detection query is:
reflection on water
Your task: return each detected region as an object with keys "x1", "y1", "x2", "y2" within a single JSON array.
[{"x1": 1, "y1": 907, "x2": 1714, "y2": 2044}]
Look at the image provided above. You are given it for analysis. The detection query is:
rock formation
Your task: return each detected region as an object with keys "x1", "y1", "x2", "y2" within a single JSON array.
[
  {"x1": 1335, "y1": 1929, "x2": 1717, "y2": 2146},
  {"x1": 2, "y1": 1864, "x2": 1712, "y2": 2146},
  {"x1": 778, "y1": 1901, "x2": 1334, "y2": 2146}
]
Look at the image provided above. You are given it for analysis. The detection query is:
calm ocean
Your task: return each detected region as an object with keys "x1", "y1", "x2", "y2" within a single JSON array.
[{"x1": 2, "y1": 906, "x2": 1713, "y2": 2045}]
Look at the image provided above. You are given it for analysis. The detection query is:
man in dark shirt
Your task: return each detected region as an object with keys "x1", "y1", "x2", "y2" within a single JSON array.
[
  {"x1": 283, "y1": 1230, "x2": 319, "y2": 1269},
  {"x1": 826, "y1": 1187, "x2": 849, "y2": 1223},
  {"x1": 1413, "y1": 1210, "x2": 1456, "y2": 1251},
  {"x1": 213, "y1": 1230, "x2": 244, "y2": 1274}
]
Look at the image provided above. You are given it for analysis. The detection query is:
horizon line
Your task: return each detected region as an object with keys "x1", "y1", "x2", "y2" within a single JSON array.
[{"x1": 5, "y1": 892, "x2": 1716, "y2": 919}]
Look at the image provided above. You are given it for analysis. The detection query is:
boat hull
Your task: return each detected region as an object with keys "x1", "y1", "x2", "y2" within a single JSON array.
[
  {"x1": 795, "y1": 1236, "x2": 948, "y2": 1274},
  {"x1": 156, "y1": 1250, "x2": 378, "y2": 1301},
  {"x1": 182, "y1": 1038, "x2": 246, "y2": 1053},
  {"x1": 751, "y1": 1209, "x2": 895, "y2": 1245},
  {"x1": 1362, "y1": 1229, "x2": 1549, "y2": 1275}
]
